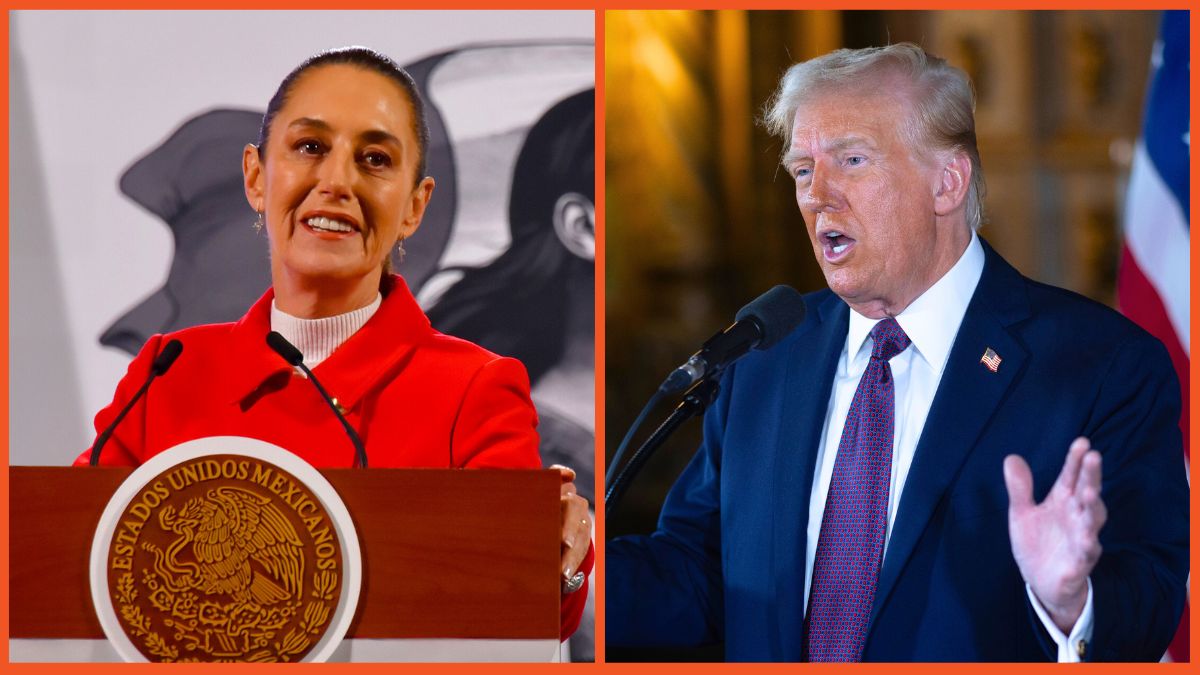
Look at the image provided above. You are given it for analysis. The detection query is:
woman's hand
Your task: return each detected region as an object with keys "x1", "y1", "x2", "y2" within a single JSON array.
[{"x1": 551, "y1": 464, "x2": 592, "y2": 592}]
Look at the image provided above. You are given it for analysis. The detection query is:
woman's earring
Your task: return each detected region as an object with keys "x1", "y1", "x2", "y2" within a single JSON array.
[
  {"x1": 253, "y1": 212, "x2": 264, "y2": 233},
  {"x1": 396, "y1": 237, "x2": 406, "y2": 261}
]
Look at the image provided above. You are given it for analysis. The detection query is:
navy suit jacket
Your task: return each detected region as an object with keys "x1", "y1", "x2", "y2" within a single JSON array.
[{"x1": 607, "y1": 242, "x2": 1188, "y2": 661}]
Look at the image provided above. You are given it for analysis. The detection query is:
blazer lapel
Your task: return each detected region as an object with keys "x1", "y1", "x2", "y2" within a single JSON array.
[
  {"x1": 868, "y1": 242, "x2": 1032, "y2": 632},
  {"x1": 771, "y1": 292, "x2": 846, "y2": 658},
  {"x1": 312, "y1": 275, "x2": 430, "y2": 412}
]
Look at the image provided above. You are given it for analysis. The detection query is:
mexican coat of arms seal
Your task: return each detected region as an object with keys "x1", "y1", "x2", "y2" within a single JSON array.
[{"x1": 90, "y1": 437, "x2": 361, "y2": 662}]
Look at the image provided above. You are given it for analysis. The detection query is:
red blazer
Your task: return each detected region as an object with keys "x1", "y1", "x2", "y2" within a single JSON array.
[{"x1": 76, "y1": 275, "x2": 591, "y2": 638}]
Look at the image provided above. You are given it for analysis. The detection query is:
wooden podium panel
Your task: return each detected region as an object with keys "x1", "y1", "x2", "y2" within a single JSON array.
[
  {"x1": 10, "y1": 467, "x2": 127, "y2": 639},
  {"x1": 10, "y1": 467, "x2": 560, "y2": 641}
]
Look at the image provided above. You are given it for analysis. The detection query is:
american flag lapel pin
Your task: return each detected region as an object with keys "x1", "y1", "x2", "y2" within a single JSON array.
[{"x1": 980, "y1": 347, "x2": 1002, "y2": 373}]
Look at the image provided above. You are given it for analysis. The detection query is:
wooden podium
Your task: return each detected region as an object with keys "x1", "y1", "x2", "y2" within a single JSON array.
[{"x1": 10, "y1": 467, "x2": 561, "y2": 661}]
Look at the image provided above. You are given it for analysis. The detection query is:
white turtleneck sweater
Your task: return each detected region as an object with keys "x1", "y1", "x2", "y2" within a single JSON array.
[{"x1": 270, "y1": 294, "x2": 382, "y2": 369}]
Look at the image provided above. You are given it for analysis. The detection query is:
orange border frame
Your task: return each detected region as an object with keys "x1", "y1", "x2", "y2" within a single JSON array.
[{"x1": 1, "y1": 5, "x2": 1196, "y2": 675}]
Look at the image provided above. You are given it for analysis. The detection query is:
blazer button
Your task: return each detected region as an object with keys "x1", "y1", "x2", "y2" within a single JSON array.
[
  {"x1": 1075, "y1": 639, "x2": 1087, "y2": 660},
  {"x1": 332, "y1": 397, "x2": 347, "y2": 416}
]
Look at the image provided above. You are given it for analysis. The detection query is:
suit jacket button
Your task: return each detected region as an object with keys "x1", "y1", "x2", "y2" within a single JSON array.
[{"x1": 1076, "y1": 639, "x2": 1087, "y2": 659}]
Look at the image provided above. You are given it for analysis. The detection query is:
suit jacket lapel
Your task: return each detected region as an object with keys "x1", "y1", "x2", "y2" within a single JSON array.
[
  {"x1": 868, "y1": 242, "x2": 1032, "y2": 632},
  {"x1": 771, "y1": 292, "x2": 846, "y2": 658}
]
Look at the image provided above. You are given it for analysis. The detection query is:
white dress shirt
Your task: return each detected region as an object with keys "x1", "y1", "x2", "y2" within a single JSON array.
[{"x1": 802, "y1": 232, "x2": 1093, "y2": 661}]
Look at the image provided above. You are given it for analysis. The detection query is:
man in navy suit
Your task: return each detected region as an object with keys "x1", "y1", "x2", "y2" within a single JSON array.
[{"x1": 606, "y1": 43, "x2": 1187, "y2": 662}]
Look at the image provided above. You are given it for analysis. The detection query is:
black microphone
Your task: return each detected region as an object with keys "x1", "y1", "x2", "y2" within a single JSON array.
[
  {"x1": 266, "y1": 331, "x2": 369, "y2": 468},
  {"x1": 660, "y1": 285, "x2": 806, "y2": 393},
  {"x1": 89, "y1": 339, "x2": 183, "y2": 466}
]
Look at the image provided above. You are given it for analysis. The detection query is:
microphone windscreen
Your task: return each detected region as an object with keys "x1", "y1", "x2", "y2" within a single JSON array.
[
  {"x1": 151, "y1": 339, "x2": 184, "y2": 375},
  {"x1": 266, "y1": 331, "x2": 304, "y2": 366},
  {"x1": 734, "y1": 285, "x2": 806, "y2": 350}
]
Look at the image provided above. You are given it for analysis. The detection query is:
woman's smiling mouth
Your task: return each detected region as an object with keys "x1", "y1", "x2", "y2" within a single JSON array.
[{"x1": 300, "y1": 214, "x2": 361, "y2": 239}]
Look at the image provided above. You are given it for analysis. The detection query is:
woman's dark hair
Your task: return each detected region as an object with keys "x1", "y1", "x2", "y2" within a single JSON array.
[
  {"x1": 257, "y1": 46, "x2": 430, "y2": 182},
  {"x1": 427, "y1": 89, "x2": 595, "y2": 383}
]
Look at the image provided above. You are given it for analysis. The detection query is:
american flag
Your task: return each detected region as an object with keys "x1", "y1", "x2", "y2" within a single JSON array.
[
  {"x1": 1117, "y1": 10, "x2": 1189, "y2": 662},
  {"x1": 980, "y1": 347, "x2": 1002, "y2": 373}
]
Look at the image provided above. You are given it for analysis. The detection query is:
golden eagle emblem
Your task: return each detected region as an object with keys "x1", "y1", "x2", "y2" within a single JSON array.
[
  {"x1": 149, "y1": 487, "x2": 304, "y2": 606},
  {"x1": 106, "y1": 455, "x2": 343, "y2": 662}
]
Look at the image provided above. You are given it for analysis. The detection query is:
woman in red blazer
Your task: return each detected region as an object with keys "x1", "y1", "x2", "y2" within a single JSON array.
[{"x1": 76, "y1": 47, "x2": 592, "y2": 640}]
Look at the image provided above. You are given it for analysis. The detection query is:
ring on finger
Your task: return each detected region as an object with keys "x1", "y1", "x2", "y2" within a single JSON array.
[{"x1": 562, "y1": 571, "x2": 586, "y2": 594}]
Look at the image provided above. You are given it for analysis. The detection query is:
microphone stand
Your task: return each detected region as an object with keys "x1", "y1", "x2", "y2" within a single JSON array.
[{"x1": 604, "y1": 377, "x2": 721, "y2": 519}]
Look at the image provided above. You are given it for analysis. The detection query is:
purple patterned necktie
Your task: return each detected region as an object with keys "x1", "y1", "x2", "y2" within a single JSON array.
[{"x1": 804, "y1": 318, "x2": 911, "y2": 662}]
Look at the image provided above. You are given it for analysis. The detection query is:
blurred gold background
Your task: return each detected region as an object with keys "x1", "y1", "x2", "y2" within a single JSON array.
[{"x1": 605, "y1": 10, "x2": 1160, "y2": 535}]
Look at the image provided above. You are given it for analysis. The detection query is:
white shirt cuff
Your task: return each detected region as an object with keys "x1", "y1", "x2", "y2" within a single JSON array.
[{"x1": 1025, "y1": 578, "x2": 1094, "y2": 662}]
